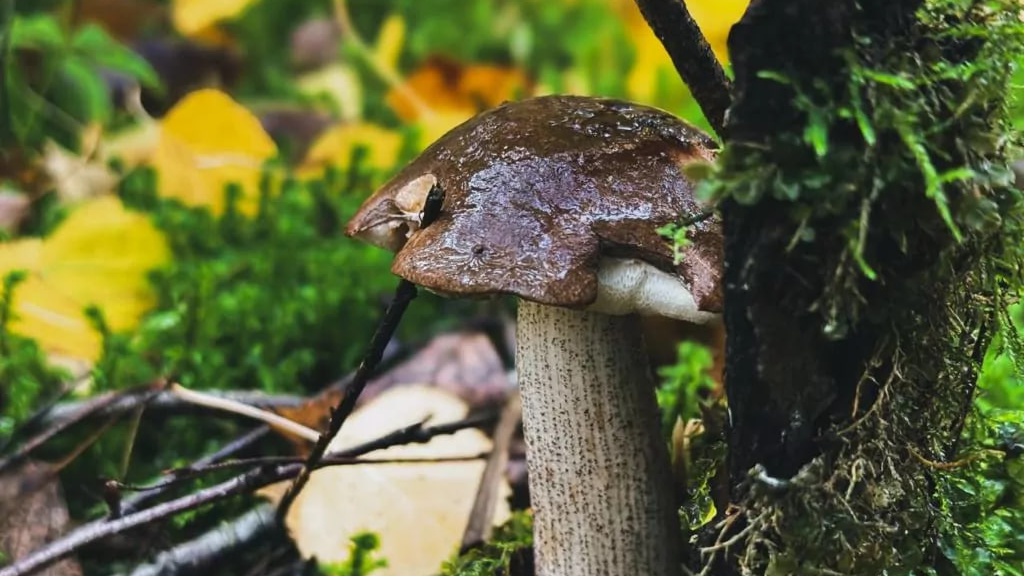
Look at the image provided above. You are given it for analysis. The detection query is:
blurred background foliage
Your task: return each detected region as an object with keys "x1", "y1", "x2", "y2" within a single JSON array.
[{"x1": 0, "y1": 0, "x2": 1020, "y2": 574}]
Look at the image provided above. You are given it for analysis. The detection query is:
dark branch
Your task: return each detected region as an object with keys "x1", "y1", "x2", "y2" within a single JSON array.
[
  {"x1": 274, "y1": 184, "x2": 447, "y2": 522},
  {"x1": 632, "y1": 0, "x2": 732, "y2": 137}
]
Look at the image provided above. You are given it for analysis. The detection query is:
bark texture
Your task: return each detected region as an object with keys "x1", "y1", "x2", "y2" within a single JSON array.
[
  {"x1": 722, "y1": 0, "x2": 923, "y2": 481},
  {"x1": 516, "y1": 302, "x2": 680, "y2": 576}
]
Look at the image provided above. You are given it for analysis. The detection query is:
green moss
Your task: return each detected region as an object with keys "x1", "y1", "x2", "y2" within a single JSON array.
[{"x1": 440, "y1": 511, "x2": 533, "y2": 576}]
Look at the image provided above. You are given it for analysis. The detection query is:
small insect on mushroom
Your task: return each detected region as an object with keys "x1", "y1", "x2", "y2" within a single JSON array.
[{"x1": 347, "y1": 95, "x2": 723, "y2": 576}]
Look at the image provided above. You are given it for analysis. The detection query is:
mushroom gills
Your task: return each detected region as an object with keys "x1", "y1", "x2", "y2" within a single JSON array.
[{"x1": 589, "y1": 257, "x2": 718, "y2": 323}]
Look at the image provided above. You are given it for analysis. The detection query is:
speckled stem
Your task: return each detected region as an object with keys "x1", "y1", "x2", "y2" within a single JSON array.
[{"x1": 517, "y1": 301, "x2": 682, "y2": 576}]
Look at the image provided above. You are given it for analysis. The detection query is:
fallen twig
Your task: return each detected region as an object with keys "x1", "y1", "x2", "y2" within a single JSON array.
[
  {"x1": 460, "y1": 390, "x2": 522, "y2": 553},
  {"x1": 0, "y1": 402, "x2": 490, "y2": 576},
  {"x1": 275, "y1": 184, "x2": 446, "y2": 522},
  {"x1": 0, "y1": 383, "x2": 163, "y2": 475},
  {"x1": 115, "y1": 504, "x2": 278, "y2": 576},
  {"x1": 169, "y1": 384, "x2": 321, "y2": 442},
  {"x1": 632, "y1": 0, "x2": 733, "y2": 137}
]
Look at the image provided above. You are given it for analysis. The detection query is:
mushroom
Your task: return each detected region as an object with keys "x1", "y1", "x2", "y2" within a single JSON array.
[{"x1": 346, "y1": 95, "x2": 722, "y2": 576}]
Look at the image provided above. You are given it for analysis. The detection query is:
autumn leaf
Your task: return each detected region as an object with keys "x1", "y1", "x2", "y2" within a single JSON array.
[
  {"x1": 299, "y1": 122, "x2": 403, "y2": 176},
  {"x1": 0, "y1": 196, "x2": 169, "y2": 361},
  {"x1": 172, "y1": 0, "x2": 257, "y2": 37},
  {"x1": 386, "y1": 57, "x2": 529, "y2": 148},
  {"x1": 151, "y1": 89, "x2": 278, "y2": 215},
  {"x1": 262, "y1": 385, "x2": 511, "y2": 576}
]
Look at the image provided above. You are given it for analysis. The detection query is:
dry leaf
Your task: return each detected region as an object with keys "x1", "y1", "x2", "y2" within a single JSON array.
[
  {"x1": 274, "y1": 331, "x2": 511, "y2": 448},
  {"x1": 262, "y1": 385, "x2": 511, "y2": 576},
  {"x1": 361, "y1": 331, "x2": 511, "y2": 408},
  {"x1": 172, "y1": 0, "x2": 256, "y2": 37},
  {"x1": 0, "y1": 462, "x2": 83, "y2": 576},
  {"x1": 299, "y1": 122, "x2": 402, "y2": 176},
  {"x1": 151, "y1": 89, "x2": 278, "y2": 215},
  {"x1": 0, "y1": 196, "x2": 169, "y2": 361}
]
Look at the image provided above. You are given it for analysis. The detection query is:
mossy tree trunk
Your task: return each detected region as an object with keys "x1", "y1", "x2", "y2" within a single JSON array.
[{"x1": 700, "y1": 0, "x2": 1021, "y2": 574}]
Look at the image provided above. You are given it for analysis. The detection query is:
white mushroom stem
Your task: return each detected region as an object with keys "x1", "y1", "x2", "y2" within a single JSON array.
[{"x1": 517, "y1": 301, "x2": 682, "y2": 576}]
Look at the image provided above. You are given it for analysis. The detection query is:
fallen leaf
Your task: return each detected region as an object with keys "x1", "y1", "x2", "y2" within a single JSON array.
[
  {"x1": 151, "y1": 88, "x2": 278, "y2": 215},
  {"x1": 361, "y1": 331, "x2": 511, "y2": 408},
  {"x1": 0, "y1": 196, "x2": 170, "y2": 361},
  {"x1": 386, "y1": 57, "x2": 529, "y2": 148},
  {"x1": 299, "y1": 121, "x2": 402, "y2": 176},
  {"x1": 0, "y1": 462, "x2": 83, "y2": 576},
  {"x1": 262, "y1": 385, "x2": 510, "y2": 576},
  {"x1": 274, "y1": 331, "x2": 510, "y2": 447},
  {"x1": 172, "y1": 0, "x2": 256, "y2": 37}
]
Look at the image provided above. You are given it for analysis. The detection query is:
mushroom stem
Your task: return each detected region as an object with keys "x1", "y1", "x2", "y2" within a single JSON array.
[{"x1": 517, "y1": 301, "x2": 682, "y2": 576}]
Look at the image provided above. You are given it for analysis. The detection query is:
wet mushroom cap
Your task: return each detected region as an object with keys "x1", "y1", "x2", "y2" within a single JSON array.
[{"x1": 346, "y1": 95, "x2": 723, "y2": 313}]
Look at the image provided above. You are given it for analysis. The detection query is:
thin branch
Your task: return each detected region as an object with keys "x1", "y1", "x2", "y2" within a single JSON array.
[
  {"x1": 120, "y1": 426, "x2": 270, "y2": 516},
  {"x1": 0, "y1": 395, "x2": 489, "y2": 576},
  {"x1": 632, "y1": 0, "x2": 732, "y2": 137},
  {"x1": 275, "y1": 184, "x2": 447, "y2": 522},
  {"x1": 0, "y1": 383, "x2": 163, "y2": 474},
  {"x1": 116, "y1": 505, "x2": 278, "y2": 576},
  {"x1": 169, "y1": 384, "x2": 321, "y2": 442},
  {"x1": 0, "y1": 464, "x2": 295, "y2": 576}
]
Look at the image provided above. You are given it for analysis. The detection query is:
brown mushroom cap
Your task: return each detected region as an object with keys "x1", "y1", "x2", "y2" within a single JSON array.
[{"x1": 346, "y1": 95, "x2": 723, "y2": 312}]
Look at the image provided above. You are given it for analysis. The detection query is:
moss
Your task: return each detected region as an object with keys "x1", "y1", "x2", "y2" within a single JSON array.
[
  {"x1": 440, "y1": 511, "x2": 534, "y2": 576},
  {"x1": 698, "y1": 0, "x2": 1024, "y2": 574}
]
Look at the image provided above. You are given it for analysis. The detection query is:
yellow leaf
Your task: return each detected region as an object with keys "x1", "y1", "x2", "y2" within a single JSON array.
[
  {"x1": 152, "y1": 89, "x2": 277, "y2": 215},
  {"x1": 0, "y1": 197, "x2": 169, "y2": 361},
  {"x1": 299, "y1": 122, "x2": 403, "y2": 176},
  {"x1": 172, "y1": 0, "x2": 257, "y2": 37},
  {"x1": 374, "y1": 15, "x2": 406, "y2": 72},
  {"x1": 261, "y1": 385, "x2": 510, "y2": 576}
]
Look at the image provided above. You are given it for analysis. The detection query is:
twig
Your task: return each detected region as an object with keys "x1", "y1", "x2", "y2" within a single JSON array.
[
  {"x1": 275, "y1": 184, "x2": 446, "y2": 522},
  {"x1": 169, "y1": 384, "x2": 321, "y2": 442},
  {"x1": 120, "y1": 426, "x2": 270, "y2": 516},
  {"x1": 0, "y1": 396, "x2": 487, "y2": 576},
  {"x1": 632, "y1": 0, "x2": 733, "y2": 137},
  {"x1": 111, "y1": 453, "x2": 489, "y2": 493},
  {"x1": 115, "y1": 505, "x2": 278, "y2": 576},
  {"x1": 460, "y1": 390, "x2": 522, "y2": 553},
  {"x1": 0, "y1": 464, "x2": 297, "y2": 576},
  {"x1": 0, "y1": 383, "x2": 163, "y2": 474},
  {"x1": 35, "y1": 343, "x2": 405, "y2": 430}
]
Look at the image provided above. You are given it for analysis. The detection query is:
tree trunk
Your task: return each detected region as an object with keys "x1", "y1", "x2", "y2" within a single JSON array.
[{"x1": 701, "y1": 0, "x2": 1016, "y2": 574}]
